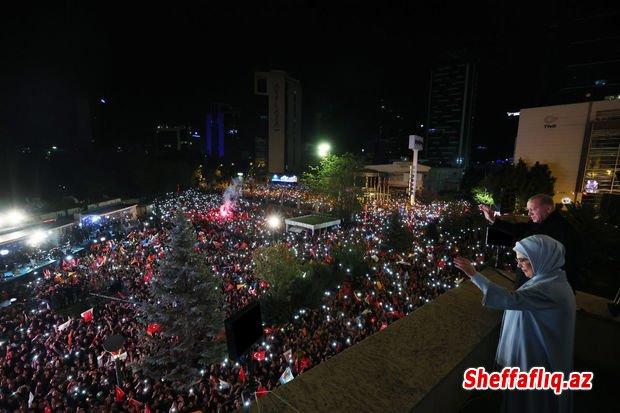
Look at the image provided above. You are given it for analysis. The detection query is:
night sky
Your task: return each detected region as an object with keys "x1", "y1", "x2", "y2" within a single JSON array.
[{"x1": 2, "y1": 2, "x2": 619, "y2": 161}]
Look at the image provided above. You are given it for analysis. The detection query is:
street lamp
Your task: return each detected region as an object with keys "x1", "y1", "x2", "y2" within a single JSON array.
[
  {"x1": 267, "y1": 215, "x2": 281, "y2": 230},
  {"x1": 267, "y1": 215, "x2": 281, "y2": 241},
  {"x1": 317, "y1": 142, "x2": 331, "y2": 158}
]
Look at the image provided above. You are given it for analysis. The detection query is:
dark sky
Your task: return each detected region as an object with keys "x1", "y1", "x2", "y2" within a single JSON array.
[{"x1": 2, "y1": 1, "x2": 619, "y2": 159}]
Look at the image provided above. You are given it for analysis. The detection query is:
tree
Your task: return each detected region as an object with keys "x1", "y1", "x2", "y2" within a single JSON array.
[
  {"x1": 253, "y1": 243, "x2": 305, "y2": 323},
  {"x1": 468, "y1": 159, "x2": 556, "y2": 213},
  {"x1": 383, "y1": 212, "x2": 415, "y2": 254},
  {"x1": 302, "y1": 153, "x2": 363, "y2": 219},
  {"x1": 137, "y1": 209, "x2": 225, "y2": 388}
]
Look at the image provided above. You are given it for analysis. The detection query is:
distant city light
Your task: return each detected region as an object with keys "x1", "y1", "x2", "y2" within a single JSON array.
[
  {"x1": 100, "y1": 98, "x2": 107, "y2": 104},
  {"x1": 507, "y1": 111, "x2": 520, "y2": 117}
]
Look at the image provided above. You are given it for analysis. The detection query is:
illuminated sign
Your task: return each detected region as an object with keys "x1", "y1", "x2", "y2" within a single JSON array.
[
  {"x1": 408, "y1": 135, "x2": 424, "y2": 151},
  {"x1": 585, "y1": 180, "x2": 599, "y2": 193},
  {"x1": 544, "y1": 115, "x2": 558, "y2": 129},
  {"x1": 271, "y1": 174, "x2": 298, "y2": 183}
]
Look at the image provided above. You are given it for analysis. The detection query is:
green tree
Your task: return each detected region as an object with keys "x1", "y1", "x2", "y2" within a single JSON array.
[
  {"x1": 471, "y1": 187, "x2": 495, "y2": 205},
  {"x1": 302, "y1": 153, "x2": 363, "y2": 220},
  {"x1": 471, "y1": 159, "x2": 556, "y2": 213},
  {"x1": 290, "y1": 245, "x2": 366, "y2": 311},
  {"x1": 137, "y1": 209, "x2": 225, "y2": 388},
  {"x1": 253, "y1": 243, "x2": 305, "y2": 323},
  {"x1": 383, "y1": 212, "x2": 415, "y2": 254}
]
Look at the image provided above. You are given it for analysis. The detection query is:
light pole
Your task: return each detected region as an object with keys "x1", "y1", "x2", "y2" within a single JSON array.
[
  {"x1": 408, "y1": 135, "x2": 424, "y2": 206},
  {"x1": 103, "y1": 334, "x2": 126, "y2": 387}
]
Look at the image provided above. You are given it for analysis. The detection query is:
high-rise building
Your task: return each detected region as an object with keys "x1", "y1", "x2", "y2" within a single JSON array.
[
  {"x1": 538, "y1": 5, "x2": 620, "y2": 106},
  {"x1": 373, "y1": 98, "x2": 411, "y2": 163},
  {"x1": 254, "y1": 70, "x2": 302, "y2": 174},
  {"x1": 204, "y1": 103, "x2": 242, "y2": 162},
  {"x1": 423, "y1": 62, "x2": 477, "y2": 169}
]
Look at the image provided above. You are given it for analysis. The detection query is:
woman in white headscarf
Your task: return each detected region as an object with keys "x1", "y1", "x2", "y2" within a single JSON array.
[{"x1": 455, "y1": 234, "x2": 576, "y2": 413}]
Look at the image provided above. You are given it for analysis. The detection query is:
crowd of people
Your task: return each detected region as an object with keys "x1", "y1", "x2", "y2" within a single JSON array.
[{"x1": 0, "y1": 187, "x2": 501, "y2": 412}]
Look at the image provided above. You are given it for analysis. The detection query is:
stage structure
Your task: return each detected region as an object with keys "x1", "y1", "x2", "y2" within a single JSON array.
[{"x1": 284, "y1": 215, "x2": 341, "y2": 235}]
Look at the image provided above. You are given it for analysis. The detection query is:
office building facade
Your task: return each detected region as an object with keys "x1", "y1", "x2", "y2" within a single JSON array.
[
  {"x1": 423, "y1": 62, "x2": 477, "y2": 169},
  {"x1": 254, "y1": 70, "x2": 302, "y2": 174},
  {"x1": 514, "y1": 99, "x2": 620, "y2": 206}
]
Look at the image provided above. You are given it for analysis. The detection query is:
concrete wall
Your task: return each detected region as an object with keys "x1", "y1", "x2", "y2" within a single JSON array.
[
  {"x1": 246, "y1": 269, "x2": 512, "y2": 413},
  {"x1": 245, "y1": 270, "x2": 620, "y2": 413}
]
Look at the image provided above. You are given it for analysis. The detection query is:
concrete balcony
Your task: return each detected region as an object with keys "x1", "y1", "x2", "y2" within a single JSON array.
[{"x1": 246, "y1": 268, "x2": 619, "y2": 412}]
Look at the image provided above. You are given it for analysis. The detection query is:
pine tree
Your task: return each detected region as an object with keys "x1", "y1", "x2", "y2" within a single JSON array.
[
  {"x1": 137, "y1": 209, "x2": 226, "y2": 388},
  {"x1": 383, "y1": 212, "x2": 415, "y2": 254}
]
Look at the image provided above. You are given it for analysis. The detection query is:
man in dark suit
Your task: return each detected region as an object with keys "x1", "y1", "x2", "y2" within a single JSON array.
[{"x1": 480, "y1": 193, "x2": 580, "y2": 292}]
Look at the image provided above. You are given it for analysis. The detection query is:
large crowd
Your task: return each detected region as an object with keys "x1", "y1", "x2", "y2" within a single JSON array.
[{"x1": 0, "y1": 187, "x2": 504, "y2": 412}]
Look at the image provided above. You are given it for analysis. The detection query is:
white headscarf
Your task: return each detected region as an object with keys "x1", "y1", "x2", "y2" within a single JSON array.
[{"x1": 513, "y1": 234, "x2": 565, "y2": 277}]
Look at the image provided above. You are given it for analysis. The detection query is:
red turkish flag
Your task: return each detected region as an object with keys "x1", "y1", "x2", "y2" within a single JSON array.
[
  {"x1": 238, "y1": 366, "x2": 246, "y2": 382},
  {"x1": 252, "y1": 351, "x2": 266, "y2": 361},
  {"x1": 144, "y1": 404, "x2": 151, "y2": 413},
  {"x1": 115, "y1": 385, "x2": 125, "y2": 402},
  {"x1": 146, "y1": 323, "x2": 161, "y2": 335},
  {"x1": 128, "y1": 398, "x2": 143, "y2": 407},
  {"x1": 81, "y1": 308, "x2": 93, "y2": 323}
]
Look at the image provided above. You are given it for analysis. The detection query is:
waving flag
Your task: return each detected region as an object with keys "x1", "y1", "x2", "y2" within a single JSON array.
[
  {"x1": 128, "y1": 398, "x2": 143, "y2": 407},
  {"x1": 252, "y1": 351, "x2": 265, "y2": 361},
  {"x1": 57, "y1": 318, "x2": 71, "y2": 332},
  {"x1": 115, "y1": 385, "x2": 125, "y2": 402},
  {"x1": 279, "y1": 367, "x2": 294, "y2": 384},
  {"x1": 147, "y1": 323, "x2": 161, "y2": 335},
  {"x1": 81, "y1": 308, "x2": 93, "y2": 322}
]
